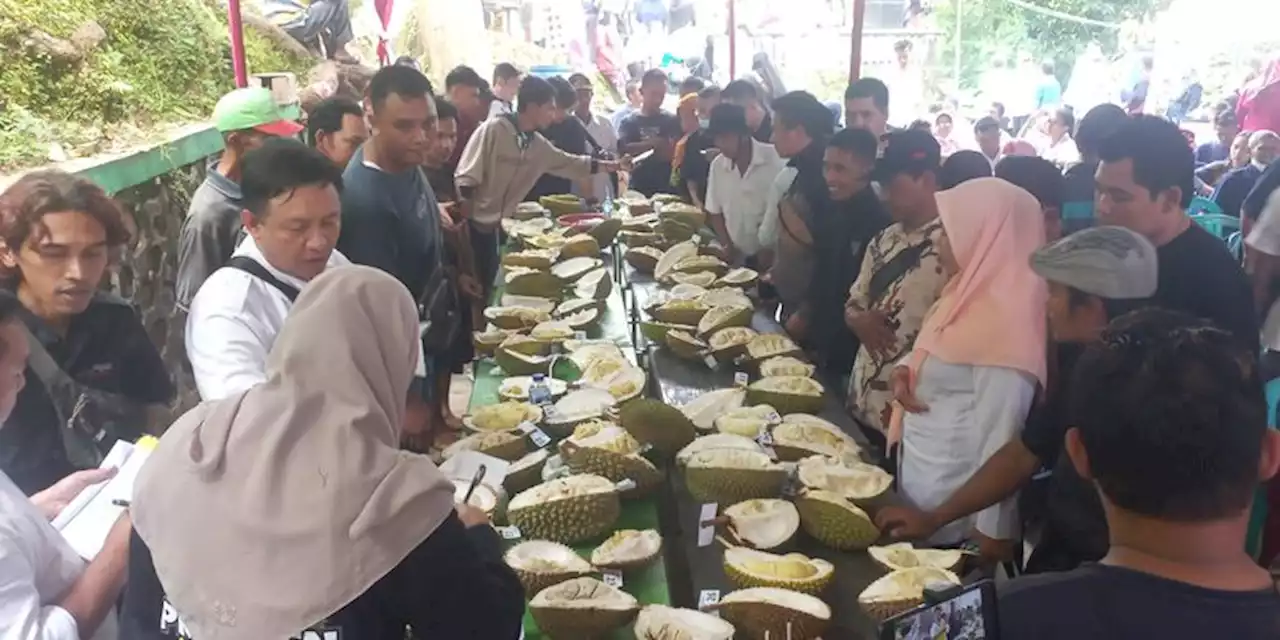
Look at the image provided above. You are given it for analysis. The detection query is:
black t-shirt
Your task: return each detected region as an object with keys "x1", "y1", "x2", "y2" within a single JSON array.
[
  {"x1": 0, "y1": 291, "x2": 174, "y2": 495},
  {"x1": 1000, "y1": 564, "x2": 1280, "y2": 639},
  {"x1": 423, "y1": 164, "x2": 457, "y2": 203},
  {"x1": 753, "y1": 111, "x2": 774, "y2": 144},
  {"x1": 678, "y1": 129, "x2": 714, "y2": 203},
  {"x1": 1149, "y1": 223, "x2": 1258, "y2": 353},
  {"x1": 619, "y1": 110, "x2": 681, "y2": 197},
  {"x1": 120, "y1": 513, "x2": 526, "y2": 639},
  {"x1": 527, "y1": 118, "x2": 591, "y2": 200}
]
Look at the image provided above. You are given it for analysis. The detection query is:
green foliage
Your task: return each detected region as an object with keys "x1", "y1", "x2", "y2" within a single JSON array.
[
  {"x1": 0, "y1": 0, "x2": 312, "y2": 171},
  {"x1": 936, "y1": 0, "x2": 1168, "y2": 89}
]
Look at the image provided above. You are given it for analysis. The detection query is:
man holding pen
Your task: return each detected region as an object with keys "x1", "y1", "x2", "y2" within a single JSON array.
[{"x1": 455, "y1": 75, "x2": 627, "y2": 298}]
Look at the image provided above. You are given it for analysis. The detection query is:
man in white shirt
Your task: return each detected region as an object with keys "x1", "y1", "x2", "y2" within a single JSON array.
[
  {"x1": 0, "y1": 295, "x2": 130, "y2": 640},
  {"x1": 569, "y1": 73, "x2": 620, "y2": 202},
  {"x1": 704, "y1": 103, "x2": 787, "y2": 265},
  {"x1": 488, "y1": 62, "x2": 522, "y2": 118},
  {"x1": 1042, "y1": 107, "x2": 1081, "y2": 167}
]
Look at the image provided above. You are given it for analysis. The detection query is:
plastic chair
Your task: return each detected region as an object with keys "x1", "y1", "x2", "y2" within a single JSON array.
[
  {"x1": 1188, "y1": 196, "x2": 1225, "y2": 216},
  {"x1": 1228, "y1": 231, "x2": 1244, "y2": 261},
  {"x1": 1246, "y1": 379, "x2": 1280, "y2": 557},
  {"x1": 1191, "y1": 213, "x2": 1241, "y2": 241}
]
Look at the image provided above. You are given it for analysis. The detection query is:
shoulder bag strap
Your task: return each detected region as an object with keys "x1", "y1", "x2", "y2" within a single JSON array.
[
  {"x1": 20, "y1": 323, "x2": 74, "y2": 396},
  {"x1": 867, "y1": 240, "x2": 932, "y2": 304},
  {"x1": 226, "y1": 257, "x2": 301, "y2": 302},
  {"x1": 20, "y1": 324, "x2": 107, "y2": 466}
]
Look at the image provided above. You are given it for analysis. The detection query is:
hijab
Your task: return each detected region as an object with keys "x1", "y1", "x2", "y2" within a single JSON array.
[
  {"x1": 907, "y1": 177, "x2": 1048, "y2": 397},
  {"x1": 133, "y1": 265, "x2": 456, "y2": 640}
]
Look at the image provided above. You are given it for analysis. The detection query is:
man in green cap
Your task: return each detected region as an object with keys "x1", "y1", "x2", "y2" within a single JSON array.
[{"x1": 176, "y1": 87, "x2": 303, "y2": 312}]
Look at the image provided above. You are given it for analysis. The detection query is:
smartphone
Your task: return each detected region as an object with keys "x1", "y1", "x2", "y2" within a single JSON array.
[{"x1": 879, "y1": 579, "x2": 1000, "y2": 640}]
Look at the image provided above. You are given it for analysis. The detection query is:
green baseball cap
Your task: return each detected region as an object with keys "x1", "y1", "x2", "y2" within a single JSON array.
[{"x1": 212, "y1": 87, "x2": 303, "y2": 136}]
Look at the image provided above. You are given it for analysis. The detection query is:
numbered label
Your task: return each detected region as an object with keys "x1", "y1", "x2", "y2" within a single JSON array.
[
  {"x1": 757, "y1": 429, "x2": 774, "y2": 446},
  {"x1": 697, "y1": 503, "x2": 718, "y2": 548},
  {"x1": 517, "y1": 421, "x2": 536, "y2": 434},
  {"x1": 703, "y1": 355, "x2": 719, "y2": 369},
  {"x1": 698, "y1": 589, "x2": 721, "y2": 608},
  {"x1": 615, "y1": 478, "x2": 637, "y2": 492},
  {"x1": 543, "y1": 405, "x2": 561, "y2": 419},
  {"x1": 733, "y1": 371, "x2": 749, "y2": 387},
  {"x1": 528, "y1": 429, "x2": 552, "y2": 448},
  {"x1": 574, "y1": 330, "x2": 586, "y2": 340},
  {"x1": 601, "y1": 570, "x2": 624, "y2": 588},
  {"x1": 497, "y1": 525, "x2": 522, "y2": 540},
  {"x1": 765, "y1": 411, "x2": 781, "y2": 423}
]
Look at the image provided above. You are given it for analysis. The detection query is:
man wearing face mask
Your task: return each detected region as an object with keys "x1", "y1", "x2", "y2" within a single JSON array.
[{"x1": 1214, "y1": 129, "x2": 1280, "y2": 219}]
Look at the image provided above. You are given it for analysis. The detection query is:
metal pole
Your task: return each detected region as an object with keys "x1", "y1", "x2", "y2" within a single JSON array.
[
  {"x1": 953, "y1": 0, "x2": 963, "y2": 88},
  {"x1": 728, "y1": 0, "x2": 737, "y2": 79},
  {"x1": 227, "y1": 0, "x2": 248, "y2": 88},
  {"x1": 848, "y1": 0, "x2": 866, "y2": 82}
]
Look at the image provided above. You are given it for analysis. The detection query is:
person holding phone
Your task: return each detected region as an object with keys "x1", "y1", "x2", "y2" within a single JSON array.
[{"x1": 999, "y1": 309, "x2": 1280, "y2": 638}]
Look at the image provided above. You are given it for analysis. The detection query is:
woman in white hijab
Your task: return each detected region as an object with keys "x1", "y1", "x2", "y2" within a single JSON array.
[{"x1": 123, "y1": 265, "x2": 524, "y2": 640}]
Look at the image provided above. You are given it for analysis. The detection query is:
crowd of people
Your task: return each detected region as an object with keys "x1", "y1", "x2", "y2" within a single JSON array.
[{"x1": 2, "y1": 49, "x2": 1280, "y2": 639}]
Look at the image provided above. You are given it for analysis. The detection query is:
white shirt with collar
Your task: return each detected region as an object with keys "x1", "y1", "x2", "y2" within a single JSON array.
[
  {"x1": 489, "y1": 99, "x2": 513, "y2": 118},
  {"x1": 705, "y1": 139, "x2": 788, "y2": 257},
  {"x1": 1042, "y1": 135, "x2": 1081, "y2": 166},
  {"x1": 0, "y1": 470, "x2": 117, "y2": 640},
  {"x1": 185, "y1": 237, "x2": 430, "y2": 401}
]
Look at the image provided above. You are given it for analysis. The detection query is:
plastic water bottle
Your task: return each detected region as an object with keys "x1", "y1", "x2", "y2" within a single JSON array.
[
  {"x1": 602, "y1": 196, "x2": 615, "y2": 217},
  {"x1": 529, "y1": 373, "x2": 552, "y2": 406}
]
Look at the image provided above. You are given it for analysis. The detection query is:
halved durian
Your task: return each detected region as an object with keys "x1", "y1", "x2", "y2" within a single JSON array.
[
  {"x1": 758, "y1": 356, "x2": 817, "y2": 378},
  {"x1": 771, "y1": 419, "x2": 862, "y2": 462},
  {"x1": 745, "y1": 377, "x2": 825, "y2": 415},
  {"x1": 484, "y1": 305, "x2": 552, "y2": 330},
  {"x1": 684, "y1": 448, "x2": 788, "y2": 504},
  {"x1": 504, "y1": 448, "x2": 551, "y2": 495},
  {"x1": 697, "y1": 288, "x2": 752, "y2": 310},
  {"x1": 575, "y1": 268, "x2": 613, "y2": 300},
  {"x1": 633, "y1": 605, "x2": 735, "y2": 640},
  {"x1": 721, "y1": 499, "x2": 800, "y2": 550},
  {"x1": 501, "y1": 249, "x2": 559, "y2": 271},
  {"x1": 666, "y1": 329, "x2": 709, "y2": 360},
  {"x1": 676, "y1": 434, "x2": 765, "y2": 467},
  {"x1": 654, "y1": 241, "x2": 699, "y2": 281},
  {"x1": 697, "y1": 305, "x2": 754, "y2": 337},
  {"x1": 711, "y1": 588, "x2": 832, "y2": 640},
  {"x1": 529, "y1": 577, "x2": 640, "y2": 639},
  {"x1": 441, "y1": 429, "x2": 528, "y2": 462},
  {"x1": 669, "y1": 271, "x2": 720, "y2": 287},
  {"x1": 530, "y1": 320, "x2": 577, "y2": 343},
  {"x1": 714, "y1": 405, "x2": 781, "y2": 438},
  {"x1": 505, "y1": 540, "x2": 594, "y2": 596},
  {"x1": 625, "y1": 246, "x2": 665, "y2": 273},
  {"x1": 542, "y1": 388, "x2": 618, "y2": 437},
  {"x1": 590, "y1": 528, "x2": 662, "y2": 571},
  {"x1": 707, "y1": 327, "x2": 759, "y2": 362},
  {"x1": 858, "y1": 567, "x2": 962, "y2": 622},
  {"x1": 649, "y1": 299, "x2": 712, "y2": 325},
  {"x1": 723, "y1": 547, "x2": 834, "y2": 595},
  {"x1": 551, "y1": 256, "x2": 605, "y2": 282},
  {"x1": 744, "y1": 333, "x2": 802, "y2": 362},
  {"x1": 795, "y1": 456, "x2": 893, "y2": 504},
  {"x1": 507, "y1": 474, "x2": 621, "y2": 544},
  {"x1": 679, "y1": 388, "x2": 747, "y2": 431},
  {"x1": 499, "y1": 375, "x2": 570, "y2": 402},
  {"x1": 462, "y1": 401, "x2": 542, "y2": 432},
  {"x1": 794, "y1": 489, "x2": 880, "y2": 551},
  {"x1": 559, "y1": 421, "x2": 662, "y2": 496},
  {"x1": 716, "y1": 266, "x2": 760, "y2": 288},
  {"x1": 671, "y1": 254, "x2": 728, "y2": 276},
  {"x1": 868, "y1": 542, "x2": 966, "y2": 574}
]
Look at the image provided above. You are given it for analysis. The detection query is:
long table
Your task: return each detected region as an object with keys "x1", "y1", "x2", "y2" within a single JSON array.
[
  {"x1": 467, "y1": 265, "x2": 673, "y2": 640},
  {"x1": 630, "y1": 277, "x2": 896, "y2": 640}
]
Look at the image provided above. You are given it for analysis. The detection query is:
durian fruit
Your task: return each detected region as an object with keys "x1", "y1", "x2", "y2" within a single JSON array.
[
  {"x1": 559, "y1": 233, "x2": 602, "y2": 259},
  {"x1": 504, "y1": 540, "x2": 594, "y2": 596},
  {"x1": 707, "y1": 327, "x2": 759, "y2": 362},
  {"x1": 744, "y1": 333, "x2": 803, "y2": 363},
  {"x1": 575, "y1": 268, "x2": 614, "y2": 300},
  {"x1": 560, "y1": 307, "x2": 601, "y2": 330},
  {"x1": 473, "y1": 328, "x2": 515, "y2": 357},
  {"x1": 513, "y1": 201, "x2": 551, "y2": 220},
  {"x1": 501, "y1": 248, "x2": 559, "y2": 270},
  {"x1": 697, "y1": 305, "x2": 754, "y2": 337},
  {"x1": 746, "y1": 377, "x2": 826, "y2": 415},
  {"x1": 795, "y1": 456, "x2": 893, "y2": 505},
  {"x1": 530, "y1": 320, "x2": 577, "y2": 344},
  {"x1": 577, "y1": 353, "x2": 630, "y2": 386},
  {"x1": 711, "y1": 588, "x2": 832, "y2": 640},
  {"x1": 506, "y1": 269, "x2": 565, "y2": 299},
  {"x1": 551, "y1": 256, "x2": 604, "y2": 282},
  {"x1": 559, "y1": 421, "x2": 662, "y2": 496},
  {"x1": 590, "y1": 528, "x2": 662, "y2": 571},
  {"x1": 441, "y1": 430, "x2": 528, "y2": 462},
  {"x1": 500, "y1": 334, "x2": 552, "y2": 357},
  {"x1": 716, "y1": 266, "x2": 760, "y2": 289},
  {"x1": 483, "y1": 306, "x2": 551, "y2": 331},
  {"x1": 794, "y1": 489, "x2": 880, "y2": 551},
  {"x1": 659, "y1": 216, "x2": 699, "y2": 242},
  {"x1": 684, "y1": 449, "x2": 788, "y2": 504},
  {"x1": 507, "y1": 474, "x2": 621, "y2": 544},
  {"x1": 651, "y1": 193, "x2": 684, "y2": 205},
  {"x1": 493, "y1": 346, "x2": 553, "y2": 377},
  {"x1": 555, "y1": 297, "x2": 602, "y2": 318},
  {"x1": 857, "y1": 567, "x2": 962, "y2": 623},
  {"x1": 542, "y1": 388, "x2": 618, "y2": 437},
  {"x1": 639, "y1": 320, "x2": 697, "y2": 344},
  {"x1": 619, "y1": 191, "x2": 654, "y2": 214},
  {"x1": 676, "y1": 434, "x2": 765, "y2": 467},
  {"x1": 714, "y1": 405, "x2": 781, "y2": 438},
  {"x1": 618, "y1": 398, "x2": 698, "y2": 458},
  {"x1": 665, "y1": 329, "x2": 708, "y2": 360},
  {"x1": 697, "y1": 288, "x2": 753, "y2": 310},
  {"x1": 654, "y1": 240, "x2": 700, "y2": 281},
  {"x1": 649, "y1": 299, "x2": 712, "y2": 325},
  {"x1": 530, "y1": 577, "x2": 640, "y2": 640},
  {"x1": 502, "y1": 294, "x2": 559, "y2": 313},
  {"x1": 771, "y1": 419, "x2": 862, "y2": 463},
  {"x1": 463, "y1": 401, "x2": 542, "y2": 432},
  {"x1": 633, "y1": 605, "x2": 735, "y2": 640},
  {"x1": 588, "y1": 217, "x2": 623, "y2": 246},
  {"x1": 625, "y1": 245, "x2": 665, "y2": 273},
  {"x1": 721, "y1": 499, "x2": 800, "y2": 550},
  {"x1": 539, "y1": 194, "x2": 586, "y2": 216},
  {"x1": 758, "y1": 356, "x2": 817, "y2": 378},
  {"x1": 598, "y1": 366, "x2": 646, "y2": 403},
  {"x1": 679, "y1": 388, "x2": 747, "y2": 431},
  {"x1": 868, "y1": 542, "x2": 966, "y2": 574},
  {"x1": 658, "y1": 201, "x2": 707, "y2": 228},
  {"x1": 620, "y1": 230, "x2": 665, "y2": 248},
  {"x1": 504, "y1": 448, "x2": 551, "y2": 495},
  {"x1": 723, "y1": 546, "x2": 834, "y2": 596},
  {"x1": 671, "y1": 254, "x2": 728, "y2": 277},
  {"x1": 669, "y1": 271, "x2": 720, "y2": 287}
]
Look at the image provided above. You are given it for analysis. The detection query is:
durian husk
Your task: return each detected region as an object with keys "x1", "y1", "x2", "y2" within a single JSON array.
[
  {"x1": 683, "y1": 449, "x2": 788, "y2": 504},
  {"x1": 722, "y1": 546, "x2": 834, "y2": 596},
  {"x1": 857, "y1": 567, "x2": 962, "y2": 623},
  {"x1": 711, "y1": 587, "x2": 832, "y2": 640},
  {"x1": 559, "y1": 424, "x2": 662, "y2": 498},
  {"x1": 590, "y1": 528, "x2": 663, "y2": 571},
  {"x1": 441, "y1": 430, "x2": 528, "y2": 462},
  {"x1": 529, "y1": 577, "x2": 640, "y2": 640},
  {"x1": 745, "y1": 376, "x2": 826, "y2": 415},
  {"x1": 617, "y1": 398, "x2": 698, "y2": 458},
  {"x1": 633, "y1": 605, "x2": 735, "y2": 640},
  {"x1": 504, "y1": 448, "x2": 552, "y2": 495},
  {"x1": 794, "y1": 489, "x2": 881, "y2": 551},
  {"x1": 868, "y1": 542, "x2": 966, "y2": 574},
  {"x1": 721, "y1": 499, "x2": 800, "y2": 550},
  {"x1": 505, "y1": 540, "x2": 594, "y2": 597},
  {"x1": 665, "y1": 329, "x2": 709, "y2": 360},
  {"x1": 507, "y1": 475, "x2": 622, "y2": 545}
]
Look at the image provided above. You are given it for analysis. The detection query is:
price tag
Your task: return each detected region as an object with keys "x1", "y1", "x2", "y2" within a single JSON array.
[
  {"x1": 615, "y1": 478, "x2": 637, "y2": 492},
  {"x1": 698, "y1": 589, "x2": 721, "y2": 609},
  {"x1": 697, "y1": 503, "x2": 718, "y2": 548},
  {"x1": 517, "y1": 421, "x2": 537, "y2": 434},
  {"x1": 544, "y1": 405, "x2": 561, "y2": 419},
  {"x1": 528, "y1": 429, "x2": 552, "y2": 448},
  {"x1": 733, "y1": 371, "x2": 749, "y2": 387},
  {"x1": 497, "y1": 525, "x2": 522, "y2": 540},
  {"x1": 757, "y1": 429, "x2": 774, "y2": 446},
  {"x1": 703, "y1": 355, "x2": 719, "y2": 369},
  {"x1": 574, "y1": 331, "x2": 586, "y2": 340},
  {"x1": 765, "y1": 411, "x2": 781, "y2": 423},
  {"x1": 601, "y1": 570, "x2": 624, "y2": 588}
]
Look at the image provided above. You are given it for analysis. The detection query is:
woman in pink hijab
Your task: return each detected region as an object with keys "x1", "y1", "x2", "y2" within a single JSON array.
[{"x1": 890, "y1": 178, "x2": 1048, "y2": 547}]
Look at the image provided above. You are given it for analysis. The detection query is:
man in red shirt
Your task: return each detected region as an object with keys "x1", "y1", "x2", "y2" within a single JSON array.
[{"x1": 445, "y1": 66, "x2": 493, "y2": 167}]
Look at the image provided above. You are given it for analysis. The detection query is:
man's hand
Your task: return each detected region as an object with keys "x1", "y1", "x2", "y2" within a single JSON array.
[
  {"x1": 438, "y1": 203, "x2": 460, "y2": 232},
  {"x1": 846, "y1": 308, "x2": 897, "y2": 357},
  {"x1": 891, "y1": 365, "x2": 929, "y2": 414},
  {"x1": 455, "y1": 503, "x2": 492, "y2": 528},
  {"x1": 457, "y1": 274, "x2": 483, "y2": 301},
  {"x1": 784, "y1": 312, "x2": 807, "y2": 340},
  {"x1": 874, "y1": 505, "x2": 942, "y2": 541},
  {"x1": 32, "y1": 467, "x2": 118, "y2": 521}
]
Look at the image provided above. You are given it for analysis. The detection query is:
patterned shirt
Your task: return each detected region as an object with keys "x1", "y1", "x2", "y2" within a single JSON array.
[{"x1": 846, "y1": 218, "x2": 948, "y2": 432}]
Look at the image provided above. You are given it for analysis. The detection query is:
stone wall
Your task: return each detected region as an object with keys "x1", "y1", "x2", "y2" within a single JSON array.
[{"x1": 107, "y1": 160, "x2": 207, "y2": 422}]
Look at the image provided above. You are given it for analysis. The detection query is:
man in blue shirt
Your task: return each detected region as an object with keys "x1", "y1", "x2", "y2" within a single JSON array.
[{"x1": 1034, "y1": 60, "x2": 1062, "y2": 111}]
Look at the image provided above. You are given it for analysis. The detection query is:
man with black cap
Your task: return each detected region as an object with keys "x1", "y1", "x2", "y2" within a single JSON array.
[
  {"x1": 875, "y1": 225, "x2": 1162, "y2": 573},
  {"x1": 844, "y1": 130, "x2": 948, "y2": 450},
  {"x1": 704, "y1": 103, "x2": 786, "y2": 266}
]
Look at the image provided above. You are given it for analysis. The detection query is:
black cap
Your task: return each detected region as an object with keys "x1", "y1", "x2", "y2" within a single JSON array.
[
  {"x1": 873, "y1": 129, "x2": 941, "y2": 182},
  {"x1": 706, "y1": 103, "x2": 751, "y2": 138}
]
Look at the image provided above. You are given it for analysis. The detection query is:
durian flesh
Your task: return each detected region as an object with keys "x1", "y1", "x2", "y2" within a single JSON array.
[
  {"x1": 723, "y1": 547, "x2": 834, "y2": 595},
  {"x1": 795, "y1": 455, "x2": 893, "y2": 502},
  {"x1": 633, "y1": 605, "x2": 735, "y2": 640},
  {"x1": 868, "y1": 542, "x2": 965, "y2": 572},
  {"x1": 722, "y1": 499, "x2": 800, "y2": 550},
  {"x1": 591, "y1": 528, "x2": 663, "y2": 569},
  {"x1": 529, "y1": 577, "x2": 640, "y2": 639}
]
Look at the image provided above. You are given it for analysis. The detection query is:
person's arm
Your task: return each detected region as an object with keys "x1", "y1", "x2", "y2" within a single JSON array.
[
  {"x1": 703, "y1": 161, "x2": 735, "y2": 257},
  {"x1": 618, "y1": 116, "x2": 656, "y2": 155},
  {"x1": 455, "y1": 121, "x2": 496, "y2": 196},
  {"x1": 757, "y1": 169, "x2": 795, "y2": 256},
  {"x1": 174, "y1": 211, "x2": 227, "y2": 312},
  {"x1": 533, "y1": 134, "x2": 603, "y2": 181},
  {"x1": 185, "y1": 296, "x2": 271, "y2": 402},
  {"x1": 388, "y1": 512, "x2": 525, "y2": 638}
]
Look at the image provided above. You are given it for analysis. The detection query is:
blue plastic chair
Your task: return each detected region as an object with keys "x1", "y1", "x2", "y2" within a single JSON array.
[
  {"x1": 1188, "y1": 196, "x2": 1225, "y2": 215},
  {"x1": 1228, "y1": 231, "x2": 1244, "y2": 261},
  {"x1": 1247, "y1": 379, "x2": 1280, "y2": 557},
  {"x1": 1191, "y1": 213, "x2": 1241, "y2": 241}
]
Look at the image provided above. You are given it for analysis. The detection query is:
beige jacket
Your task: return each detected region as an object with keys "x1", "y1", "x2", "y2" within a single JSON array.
[{"x1": 455, "y1": 116, "x2": 596, "y2": 225}]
